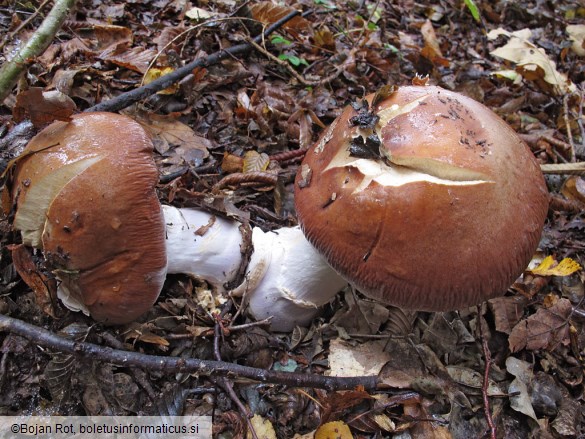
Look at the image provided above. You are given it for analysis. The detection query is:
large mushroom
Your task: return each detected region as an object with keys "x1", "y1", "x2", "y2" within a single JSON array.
[
  {"x1": 294, "y1": 84, "x2": 549, "y2": 312},
  {"x1": 9, "y1": 112, "x2": 346, "y2": 329}
]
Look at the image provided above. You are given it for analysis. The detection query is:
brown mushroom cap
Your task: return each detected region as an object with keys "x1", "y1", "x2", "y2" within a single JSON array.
[
  {"x1": 295, "y1": 85, "x2": 549, "y2": 311},
  {"x1": 12, "y1": 112, "x2": 167, "y2": 324}
]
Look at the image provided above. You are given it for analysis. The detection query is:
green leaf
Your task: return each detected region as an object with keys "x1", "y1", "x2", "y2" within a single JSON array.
[
  {"x1": 314, "y1": 0, "x2": 336, "y2": 9},
  {"x1": 271, "y1": 35, "x2": 292, "y2": 46},
  {"x1": 278, "y1": 54, "x2": 309, "y2": 68},
  {"x1": 464, "y1": 0, "x2": 481, "y2": 22}
]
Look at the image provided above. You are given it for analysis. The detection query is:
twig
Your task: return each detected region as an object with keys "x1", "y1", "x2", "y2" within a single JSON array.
[
  {"x1": 562, "y1": 94, "x2": 576, "y2": 162},
  {"x1": 478, "y1": 306, "x2": 497, "y2": 439},
  {"x1": 0, "y1": 0, "x2": 78, "y2": 103},
  {"x1": 269, "y1": 148, "x2": 308, "y2": 162},
  {"x1": 540, "y1": 162, "x2": 585, "y2": 176},
  {"x1": 213, "y1": 171, "x2": 279, "y2": 192},
  {"x1": 212, "y1": 313, "x2": 258, "y2": 439},
  {"x1": 0, "y1": 313, "x2": 379, "y2": 391},
  {"x1": 164, "y1": 318, "x2": 272, "y2": 340},
  {"x1": 88, "y1": 10, "x2": 302, "y2": 113}
]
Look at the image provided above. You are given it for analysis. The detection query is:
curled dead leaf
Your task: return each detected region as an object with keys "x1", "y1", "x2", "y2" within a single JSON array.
[{"x1": 508, "y1": 297, "x2": 572, "y2": 352}]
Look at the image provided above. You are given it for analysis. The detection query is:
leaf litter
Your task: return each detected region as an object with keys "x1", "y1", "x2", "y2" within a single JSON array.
[{"x1": 0, "y1": 0, "x2": 584, "y2": 438}]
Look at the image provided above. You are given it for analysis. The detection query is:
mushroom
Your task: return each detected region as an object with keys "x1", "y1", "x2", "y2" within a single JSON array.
[
  {"x1": 294, "y1": 84, "x2": 549, "y2": 312},
  {"x1": 9, "y1": 112, "x2": 346, "y2": 329}
]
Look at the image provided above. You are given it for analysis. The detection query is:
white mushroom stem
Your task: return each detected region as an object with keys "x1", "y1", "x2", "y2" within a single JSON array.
[{"x1": 162, "y1": 205, "x2": 347, "y2": 331}]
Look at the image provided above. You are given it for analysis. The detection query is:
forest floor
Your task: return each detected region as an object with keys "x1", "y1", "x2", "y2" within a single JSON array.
[{"x1": 0, "y1": 0, "x2": 584, "y2": 438}]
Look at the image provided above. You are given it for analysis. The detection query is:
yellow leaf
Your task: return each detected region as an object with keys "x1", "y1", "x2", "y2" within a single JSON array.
[
  {"x1": 243, "y1": 151, "x2": 270, "y2": 173},
  {"x1": 315, "y1": 421, "x2": 354, "y2": 439},
  {"x1": 143, "y1": 67, "x2": 179, "y2": 95},
  {"x1": 529, "y1": 255, "x2": 582, "y2": 277},
  {"x1": 247, "y1": 414, "x2": 277, "y2": 439}
]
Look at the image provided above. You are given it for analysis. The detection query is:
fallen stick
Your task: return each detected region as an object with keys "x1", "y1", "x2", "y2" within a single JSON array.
[{"x1": 0, "y1": 313, "x2": 379, "y2": 391}]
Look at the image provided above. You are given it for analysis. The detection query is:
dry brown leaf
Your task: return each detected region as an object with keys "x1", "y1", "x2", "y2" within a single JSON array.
[
  {"x1": 100, "y1": 45, "x2": 158, "y2": 74},
  {"x1": 124, "y1": 322, "x2": 170, "y2": 347},
  {"x1": 249, "y1": 2, "x2": 311, "y2": 34},
  {"x1": 508, "y1": 297, "x2": 572, "y2": 352},
  {"x1": 92, "y1": 24, "x2": 133, "y2": 50},
  {"x1": 10, "y1": 244, "x2": 60, "y2": 318},
  {"x1": 221, "y1": 152, "x2": 244, "y2": 174},
  {"x1": 561, "y1": 176, "x2": 585, "y2": 204},
  {"x1": 378, "y1": 339, "x2": 427, "y2": 389},
  {"x1": 13, "y1": 88, "x2": 76, "y2": 128},
  {"x1": 403, "y1": 402, "x2": 453, "y2": 438},
  {"x1": 313, "y1": 28, "x2": 336, "y2": 51},
  {"x1": 420, "y1": 19, "x2": 449, "y2": 67},
  {"x1": 331, "y1": 291, "x2": 390, "y2": 335},
  {"x1": 138, "y1": 113, "x2": 210, "y2": 160},
  {"x1": 488, "y1": 295, "x2": 528, "y2": 334}
]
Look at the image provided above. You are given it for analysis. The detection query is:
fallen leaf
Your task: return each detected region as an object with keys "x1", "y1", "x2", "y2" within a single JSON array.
[
  {"x1": 488, "y1": 295, "x2": 528, "y2": 334},
  {"x1": 528, "y1": 255, "x2": 582, "y2": 276},
  {"x1": 247, "y1": 414, "x2": 277, "y2": 439},
  {"x1": 100, "y1": 45, "x2": 158, "y2": 74},
  {"x1": 508, "y1": 297, "x2": 572, "y2": 352},
  {"x1": 13, "y1": 88, "x2": 76, "y2": 128},
  {"x1": 185, "y1": 7, "x2": 216, "y2": 20},
  {"x1": 446, "y1": 366, "x2": 506, "y2": 397},
  {"x1": 315, "y1": 421, "x2": 353, "y2": 439},
  {"x1": 10, "y1": 244, "x2": 60, "y2": 318},
  {"x1": 561, "y1": 176, "x2": 585, "y2": 204},
  {"x1": 488, "y1": 27, "x2": 576, "y2": 95},
  {"x1": 420, "y1": 19, "x2": 449, "y2": 67},
  {"x1": 327, "y1": 339, "x2": 390, "y2": 377},
  {"x1": 143, "y1": 67, "x2": 179, "y2": 95},
  {"x1": 506, "y1": 356, "x2": 538, "y2": 422},
  {"x1": 221, "y1": 152, "x2": 244, "y2": 174},
  {"x1": 249, "y1": 2, "x2": 311, "y2": 34},
  {"x1": 566, "y1": 24, "x2": 585, "y2": 56},
  {"x1": 124, "y1": 322, "x2": 170, "y2": 348},
  {"x1": 138, "y1": 112, "x2": 210, "y2": 160},
  {"x1": 243, "y1": 151, "x2": 270, "y2": 173}
]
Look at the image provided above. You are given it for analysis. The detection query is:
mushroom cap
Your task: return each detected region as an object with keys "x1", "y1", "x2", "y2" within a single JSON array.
[
  {"x1": 12, "y1": 112, "x2": 167, "y2": 324},
  {"x1": 295, "y1": 85, "x2": 549, "y2": 311}
]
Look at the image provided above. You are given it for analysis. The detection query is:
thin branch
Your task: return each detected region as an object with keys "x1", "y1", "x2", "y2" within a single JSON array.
[
  {"x1": 0, "y1": 0, "x2": 78, "y2": 103},
  {"x1": 540, "y1": 162, "x2": 585, "y2": 176},
  {"x1": 478, "y1": 306, "x2": 497, "y2": 439},
  {"x1": 87, "y1": 10, "x2": 302, "y2": 113},
  {"x1": 0, "y1": 313, "x2": 379, "y2": 391}
]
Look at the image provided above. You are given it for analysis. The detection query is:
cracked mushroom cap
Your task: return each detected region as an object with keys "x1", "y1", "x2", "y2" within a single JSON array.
[
  {"x1": 295, "y1": 85, "x2": 549, "y2": 311},
  {"x1": 11, "y1": 112, "x2": 167, "y2": 324}
]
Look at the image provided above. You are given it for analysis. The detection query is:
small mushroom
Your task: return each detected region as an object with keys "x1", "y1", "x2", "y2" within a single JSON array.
[
  {"x1": 295, "y1": 84, "x2": 549, "y2": 311},
  {"x1": 9, "y1": 112, "x2": 346, "y2": 329},
  {"x1": 12, "y1": 113, "x2": 167, "y2": 324}
]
